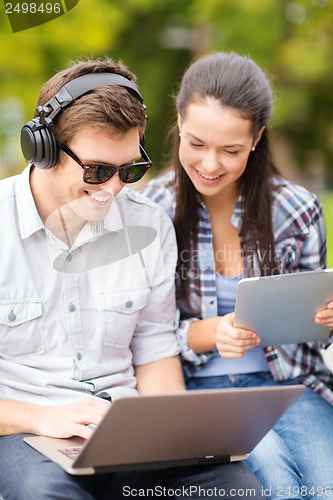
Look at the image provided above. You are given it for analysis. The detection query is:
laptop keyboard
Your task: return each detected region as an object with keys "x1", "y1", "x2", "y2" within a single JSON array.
[{"x1": 58, "y1": 447, "x2": 82, "y2": 460}]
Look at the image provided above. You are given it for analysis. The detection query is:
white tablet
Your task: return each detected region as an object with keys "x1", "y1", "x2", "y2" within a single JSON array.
[{"x1": 234, "y1": 268, "x2": 333, "y2": 347}]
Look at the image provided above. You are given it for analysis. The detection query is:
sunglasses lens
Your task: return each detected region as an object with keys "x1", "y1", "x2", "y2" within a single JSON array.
[
  {"x1": 84, "y1": 166, "x2": 116, "y2": 184},
  {"x1": 120, "y1": 164, "x2": 149, "y2": 184},
  {"x1": 83, "y1": 163, "x2": 150, "y2": 185}
]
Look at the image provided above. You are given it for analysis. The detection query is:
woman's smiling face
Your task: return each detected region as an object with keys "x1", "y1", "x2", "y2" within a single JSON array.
[{"x1": 178, "y1": 98, "x2": 261, "y2": 202}]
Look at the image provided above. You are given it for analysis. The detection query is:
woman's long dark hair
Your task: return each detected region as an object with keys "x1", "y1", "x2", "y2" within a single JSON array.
[{"x1": 172, "y1": 52, "x2": 281, "y2": 312}]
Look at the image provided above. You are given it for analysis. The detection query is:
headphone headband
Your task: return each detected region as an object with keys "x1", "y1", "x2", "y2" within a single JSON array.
[
  {"x1": 21, "y1": 72, "x2": 146, "y2": 169},
  {"x1": 37, "y1": 73, "x2": 144, "y2": 128}
]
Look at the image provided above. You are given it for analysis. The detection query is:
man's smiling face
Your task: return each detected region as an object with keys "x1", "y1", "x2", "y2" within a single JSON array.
[{"x1": 41, "y1": 126, "x2": 141, "y2": 229}]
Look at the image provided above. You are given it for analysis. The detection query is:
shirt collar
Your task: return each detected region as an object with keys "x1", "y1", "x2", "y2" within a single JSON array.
[
  {"x1": 16, "y1": 165, "x2": 44, "y2": 240},
  {"x1": 198, "y1": 192, "x2": 243, "y2": 231},
  {"x1": 16, "y1": 165, "x2": 123, "y2": 244},
  {"x1": 231, "y1": 195, "x2": 242, "y2": 230},
  {"x1": 102, "y1": 191, "x2": 127, "y2": 234}
]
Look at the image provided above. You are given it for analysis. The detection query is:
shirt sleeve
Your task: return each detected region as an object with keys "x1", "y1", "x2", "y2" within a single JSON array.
[
  {"x1": 141, "y1": 175, "x2": 213, "y2": 372},
  {"x1": 130, "y1": 206, "x2": 180, "y2": 366},
  {"x1": 296, "y1": 193, "x2": 326, "y2": 271},
  {"x1": 140, "y1": 173, "x2": 176, "y2": 218},
  {"x1": 297, "y1": 195, "x2": 332, "y2": 349},
  {"x1": 176, "y1": 315, "x2": 213, "y2": 368},
  {"x1": 273, "y1": 188, "x2": 332, "y2": 364}
]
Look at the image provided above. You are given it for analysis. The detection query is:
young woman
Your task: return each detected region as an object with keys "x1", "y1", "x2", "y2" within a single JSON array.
[{"x1": 141, "y1": 52, "x2": 333, "y2": 500}]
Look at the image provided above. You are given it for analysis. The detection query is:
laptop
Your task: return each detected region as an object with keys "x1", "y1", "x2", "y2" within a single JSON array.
[
  {"x1": 24, "y1": 385, "x2": 305, "y2": 475},
  {"x1": 234, "y1": 268, "x2": 333, "y2": 348}
]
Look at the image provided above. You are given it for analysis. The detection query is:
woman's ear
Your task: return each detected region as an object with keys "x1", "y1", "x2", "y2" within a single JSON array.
[{"x1": 254, "y1": 126, "x2": 265, "y2": 148}]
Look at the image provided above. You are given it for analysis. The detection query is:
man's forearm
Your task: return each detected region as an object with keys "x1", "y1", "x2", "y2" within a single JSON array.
[
  {"x1": 135, "y1": 356, "x2": 185, "y2": 393},
  {"x1": 0, "y1": 397, "x2": 109, "y2": 439},
  {"x1": 0, "y1": 399, "x2": 42, "y2": 435}
]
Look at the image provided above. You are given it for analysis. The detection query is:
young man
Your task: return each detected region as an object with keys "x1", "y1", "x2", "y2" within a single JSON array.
[{"x1": 0, "y1": 58, "x2": 265, "y2": 499}]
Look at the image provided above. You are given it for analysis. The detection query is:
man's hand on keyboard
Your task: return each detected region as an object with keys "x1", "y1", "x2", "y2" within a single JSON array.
[{"x1": 35, "y1": 397, "x2": 110, "y2": 439}]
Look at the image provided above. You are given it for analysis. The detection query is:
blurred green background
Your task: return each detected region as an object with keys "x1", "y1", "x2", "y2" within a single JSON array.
[{"x1": 0, "y1": 0, "x2": 332, "y2": 264}]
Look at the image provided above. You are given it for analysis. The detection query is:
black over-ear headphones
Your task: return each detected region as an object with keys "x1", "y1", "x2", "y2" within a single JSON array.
[{"x1": 20, "y1": 73, "x2": 145, "y2": 170}]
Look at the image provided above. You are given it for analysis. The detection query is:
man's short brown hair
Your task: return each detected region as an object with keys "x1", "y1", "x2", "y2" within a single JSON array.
[{"x1": 35, "y1": 57, "x2": 147, "y2": 147}]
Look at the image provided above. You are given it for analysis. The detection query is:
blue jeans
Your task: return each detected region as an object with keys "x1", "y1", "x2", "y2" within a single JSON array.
[
  {"x1": 187, "y1": 373, "x2": 333, "y2": 500},
  {"x1": 0, "y1": 433, "x2": 265, "y2": 500}
]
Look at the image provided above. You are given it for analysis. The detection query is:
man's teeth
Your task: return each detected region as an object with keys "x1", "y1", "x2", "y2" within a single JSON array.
[
  {"x1": 199, "y1": 171, "x2": 223, "y2": 180},
  {"x1": 89, "y1": 192, "x2": 112, "y2": 202}
]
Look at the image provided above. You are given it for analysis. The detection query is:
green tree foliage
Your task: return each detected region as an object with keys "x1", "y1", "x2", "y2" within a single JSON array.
[{"x1": 0, "y1": 0, "x2": 332, "y2": 186}]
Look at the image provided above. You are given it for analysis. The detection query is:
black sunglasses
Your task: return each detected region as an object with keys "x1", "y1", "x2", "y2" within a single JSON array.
[{"x1": 60, "y1": 143, "x2": 152, "y2": 185}]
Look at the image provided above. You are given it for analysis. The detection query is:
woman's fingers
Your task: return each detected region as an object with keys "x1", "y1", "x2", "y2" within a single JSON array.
[
  {"x1": 216, "y1": 313, "x2": 260, "y2": 358},
  {"x1": 315, "y1": 301, "x2": 333, "y2": 328}
]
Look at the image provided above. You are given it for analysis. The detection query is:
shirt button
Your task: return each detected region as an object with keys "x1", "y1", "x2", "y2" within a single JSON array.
[
  {"x1": 66, "y1": 253, "x2": 72, "y2": 262},
  {"x1": 8, "y1": 311, "x2": 16, "y2": 322},
  {"x1": 125, "y1": 300, "x2": 133, "y2": 309},
  {"x1": 76, "y1": 352, "x2": 82, "y2": 361},
  {"x1": 68, "y1": 303, "x2": 76, "y2": 312}
]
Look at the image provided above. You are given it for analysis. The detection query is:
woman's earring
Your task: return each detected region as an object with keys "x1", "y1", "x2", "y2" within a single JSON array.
[
  {"x1": 179, "y1": 133, "x2": 182, "y2": 137},
  {"x1": 251, "y1": 146, "x2": 256, "y2": 152}
]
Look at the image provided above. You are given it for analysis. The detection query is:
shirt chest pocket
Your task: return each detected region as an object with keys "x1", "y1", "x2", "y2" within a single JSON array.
[
  {"x1": 0, "y1": 299, "x2": 44, "y2": 359},
  {"x1": 99, "y1": 288, "x2": 151, "y2": 348}
]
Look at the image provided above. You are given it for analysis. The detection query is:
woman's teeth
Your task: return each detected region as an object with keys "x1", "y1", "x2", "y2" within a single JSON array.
[{"x1": 199, "y1": 171, "x2": 223, "y2": 180}]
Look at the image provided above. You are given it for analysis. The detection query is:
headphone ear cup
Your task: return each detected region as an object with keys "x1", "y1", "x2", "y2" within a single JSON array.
[
  {"x1": 41, "y1": 125, "x2": 59, "y2": 169},
  {"x1": 20, "y1": 118, "x2": 59, "y2": 169},
  {"x1": 21, "y1": 118, "x2": 41, "y2": 165}
]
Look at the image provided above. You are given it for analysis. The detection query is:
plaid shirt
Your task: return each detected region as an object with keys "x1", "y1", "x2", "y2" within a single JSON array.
[{"x1": 141, "y1": 170, "x2": 333, "y2": 405}]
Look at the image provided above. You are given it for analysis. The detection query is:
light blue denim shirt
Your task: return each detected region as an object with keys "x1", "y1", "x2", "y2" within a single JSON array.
[{"x1": 0, "y1": 166, "x2": 179, "y2": 405}]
